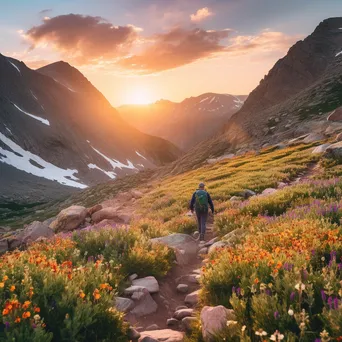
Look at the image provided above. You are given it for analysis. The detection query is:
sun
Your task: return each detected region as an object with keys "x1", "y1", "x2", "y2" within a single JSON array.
[{"x1": 128, "y1": 87, "x2": 154, "y2": 105}]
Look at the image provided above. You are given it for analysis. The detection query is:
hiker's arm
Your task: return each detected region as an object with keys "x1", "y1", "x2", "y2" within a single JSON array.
[
  {"x1": 190, "y1": 193, "x2": 196, "y2": 212},
  {"x1": 208, "y1": 193, "x2": 214, "y2": 213}
]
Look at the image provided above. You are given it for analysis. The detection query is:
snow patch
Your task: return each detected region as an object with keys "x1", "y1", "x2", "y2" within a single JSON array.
[
  {"x1": 199, "y1": 97, "x2": 209, "y2": 103},
  {"x1": 88, "y1": 163, "x2": 116, "y2": 179},
  {"x1": 4, "y1": 125, "x2": 12, "y2": 134},
  {"x1": 209, "y1": 96, "x2": 216, "y2": 104},
  {"x1": 336, "y1": 51, "x2": 342, "y2": 57},
  {"x1": 233, "y1": 96, "x2": 244, "y2": 107},
  {"x1": 13, "y1": 103, "x2": 50, "y2": 126},
  {"x1": 0, "y1": 132, "x2": 87, "y2": 189},
  {"x1": 30, "y1": 90, "x2": 38, "y2": 101},
  {"x1": 91, "y1": 146, "x2": 137, "y2": 170},
  {"x1": 53, "y1": 78, "x2": 76, "y2": 92},
  {"x1": 136, "y1": 151, "x2": 147, "y2": 160},
  {"x1": 8, "y1": 60, "x2": 21, "y2": 75}
]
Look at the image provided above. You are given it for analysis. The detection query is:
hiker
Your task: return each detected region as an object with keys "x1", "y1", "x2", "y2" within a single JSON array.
[{"x1": 190, "y1": 182, "x2": 214, "y2": 242}]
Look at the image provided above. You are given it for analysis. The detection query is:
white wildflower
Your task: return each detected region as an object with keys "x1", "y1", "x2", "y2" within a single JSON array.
[{"x1": 288, "y1": 309, "x2": 294, "y2": 316}]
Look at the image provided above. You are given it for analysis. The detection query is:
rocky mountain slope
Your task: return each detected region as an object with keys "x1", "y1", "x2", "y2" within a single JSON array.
[
  {"x1": 0, "y1": 56, "x2": 181, "y2": 205},
  {"x1": 119, "y1": 93, "x2": 247, "y2": 150},
  {"x1": 160, "y1": 17, "x2": 342, "y2": 173}
]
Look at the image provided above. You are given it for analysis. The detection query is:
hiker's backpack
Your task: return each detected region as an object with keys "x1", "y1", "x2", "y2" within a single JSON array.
[{"x1": 195, "y1": 190, "x2": 209, "y2": 213}]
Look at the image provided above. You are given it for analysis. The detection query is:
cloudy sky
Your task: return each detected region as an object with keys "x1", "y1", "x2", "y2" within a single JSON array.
[{"x1": 2, "y1": 0, "x2": 342, "y2": 105}]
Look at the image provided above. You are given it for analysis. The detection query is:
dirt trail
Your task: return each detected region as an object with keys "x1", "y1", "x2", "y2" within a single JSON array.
[
  {"x1": 290, "y1": 161, "x2": 321, "y2": 185},
  {"x1": 126, "y1": 223, "x2": 215, "y2": 332}
]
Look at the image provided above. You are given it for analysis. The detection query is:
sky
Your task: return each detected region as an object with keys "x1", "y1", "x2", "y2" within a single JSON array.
[{"x1": 2, "y1": 0, "x2": 342, "y2": 106}]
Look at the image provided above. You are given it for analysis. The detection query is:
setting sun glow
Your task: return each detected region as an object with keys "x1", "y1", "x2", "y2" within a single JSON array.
[{"x1": 126, "y1": 88, "x2": 154, "y2": 105}]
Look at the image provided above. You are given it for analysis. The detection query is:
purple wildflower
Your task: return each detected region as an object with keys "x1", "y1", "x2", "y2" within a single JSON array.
[
  {"x1": 301, "y1": 269, "x2": 308, "y2": 281},
  {"x1": 311, "y1": 249, "x2": 316, "y2": 256},
  {"x1": 236, "y1": 287, "x2": 241, "y2": 296},
  {"x1": 32, "y1": 323, "x2": 37, "y2": 329},
  {"x1": 290, "y1": 292, "x2": 296, "y2": 301},
  {"x1": 315, "y1": 339, "x2": 322, "y2": 342},
  {"x1": 328, "y1": 296, "x2": 333, "y2": 309},
  {"x1": 321, "y1": 290, "x2": 326, "y2": 302},
  {"x1": 265, "y1": 289, "x2": 272, "y2": 296},
  {"x1": 274, "y1": 311, "x2": 280, "y2": 319},
  {"x1": 232, "y1": 286, "x2": 236, "y2": 295},
  {"x1": 334, "y1": 297, "x2": 339, "y2": 310},
  {"x1": 331, "y1": 250, "x2": 337, "y2": 260},
  {"x1": 4, "y1": 322, "x2": 9, "y2": 329}
]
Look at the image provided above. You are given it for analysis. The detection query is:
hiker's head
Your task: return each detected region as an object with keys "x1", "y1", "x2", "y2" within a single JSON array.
[{"x1": 199, "y1": 182, "x2": 205, "y2": 190}]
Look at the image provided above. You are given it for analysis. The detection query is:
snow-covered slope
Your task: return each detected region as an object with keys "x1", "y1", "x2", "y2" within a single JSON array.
[
  {"x1": 0, "y1": 56, "x2": 181, "y2": 204},
  {"x1": 119, "y1": 93, "x2": 247, "y2": 150}
]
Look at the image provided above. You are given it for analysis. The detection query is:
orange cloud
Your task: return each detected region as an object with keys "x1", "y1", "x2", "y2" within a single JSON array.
[
  {"x1": 25, "y1": 14, "x2": 139, "y2": 64},
  {"x1": 119, "y1": 27, "x2": 230, "y2": 73},
  {"x1": 190, "y1": 7, "x2": 214, "y2": 22}
]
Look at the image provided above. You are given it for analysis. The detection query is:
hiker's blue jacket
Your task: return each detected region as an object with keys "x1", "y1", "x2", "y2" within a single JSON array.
[{"x1": 190, "y1": 190, "x2": 214, "y2": 213}]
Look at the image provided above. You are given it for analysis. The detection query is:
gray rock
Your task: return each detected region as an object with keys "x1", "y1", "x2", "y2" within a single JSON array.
[
  {"x1": 115, "y1": 297, "x2": 135, "y2": 313},
  {"x1": 50, "y1": 205, "x2": 87, "y2": 232},
  {"x1": 204, "y1": 237, "x2": 219, "y2": 247},
  {"x1": 176, "y1": 274, "x2": 199, "y2": 285},
  {"x1": 127, "y1": 327, "x2": 141, "y2": 340},
  {"x1": 303, "y1": 133, "x2": 324, "y2": 144},
  {"x1": 132, "y1": 276, "x2": 159, "y2": 293},
  {"x1": 324, "y1": 142, "x2": 342, "y2": 160},
  {"x1": 129, "y1": 273, "x2": 138, "y2": 281},
  {"x1": 201, "y1": 306, "x2": 236, "y2": 341},
  {"x1": 198, "y1": 247, "x2": 208, "y2": 255},
  {"x1": 125, "y1": 285, "x2": 147, "y2": 295},
  {"x1": 312, "y1": 143, "x2": 331, "y2": 154},
  {"x1": 166, "y1": 318, "x2": 179, "y2": 326},
  {"x1": 130, "y1": 288, "x2": 158, "y2": 317},
  {"x1": 336, "y1": 132, "x2": 342, "y2": 141},
  {"x1": 177, "y1": 284, "x2": 189, "y2": 293},
  {"x1": 240, "y1": 189, "x2": 256, "y2": 199},
  {"x1": 261, "y1": 188, "x2": 277, "y2": 196},
  {"x1": 173, "y1": 308, "x2": 194, "y2": 320},
  {"x1": 192, "y1": 231, "x2": 200, "y2": 239},
  {"x1": 21, "y1": 221, "x2": 54, "y2": 244},
  {"x1": 208, "y1": 241, "x2": 228, "y2": 254},
  {"x1": 230, "y1": 196, "x2": 242, "y2": 202},
  {"x1": 185, "y1": 290, "x2": 200, "y2": 306},
  {"x1": 182, "y1": 317, "x2": 198, "y2": 333},
  {"x1": 146, "y1": 324, "x2": 159, "y2": 331},
  {"x1": 192, "y1": 269, "x2": 201, "y2": 275},
  {"x1": 0, "y1": 239, "x2": 8, "y2": 254},
  {"x1": 139, "y1": 330, "x2": 184, "y2": 342},
  {"x1": 175, "y1": 305, "x2": 188, "y2": 311}
]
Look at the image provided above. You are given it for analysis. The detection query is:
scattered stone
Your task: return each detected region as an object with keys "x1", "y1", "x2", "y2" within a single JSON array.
[
  {"x1": 200, "y1": 306, "x2": 236, "y2": 341},
  {"x1": 198, "y1": 247, "x2": 208, "y2": 255},
  {"x1": 230, "y1": 196, "x2": 242, "y2": 202},
  {"x1": 324, "y1": 142, "x2": 342, "y2": 160},
  {"x1": 182, "y1": 317, "x2": 198, "y2": 333},
  {"x1": 327, "y1": 107, "x2": 342, "y2": 122},
  {"x1": 139, "y1": 330, "x2": 184, "y2": 342},
  {"x1": 124, "y1": 286, "x2": 147, "y2": 295},
  {"x1": 167, "y1": 318, "x2": 179, "y2": 326},
  {"x1": 129, "y1": 273, "x2": 138, "y2": 281},
  {"x1": 146, "y1": 324, "x2": 159, "y2": 331},
  {"x1": 115, "y1": 297, "x2": 135, "y2": 313},
  {"x1": 208, "y1": 241, "x2": 228, "y2": 254},
  {"x1": 177, "y1": 284, "x2": 189, "y2": 293},
  {"x1": 50, "y1": 205, "x2": 87, "y2": 232},
  {"x1": 176, "y1": 274, "x2": 199, "y2": 285},
  {"x1": 204, "y1": 237, "x2": 219, "y2": 247},
  {"x1": 185, "y1": 290, "x2": 200, "y2": 306},
  {"x1": 92, "y1": 207, "x2": 130, "y2": 224},
  {"x1": 312, "y1": 144, "x2": 331, "y2": 154},
  {"x1": 132, "y1": 276, "x2": 159, "y2": 293},
  {"x1": 87, "y1": 204, "x2": 102, "y2": 217},
  {"x1": 240, "y1": 189, "x2": 256, "y2": 199},
  {"x1": 175, "y1": 305, "x2": 188, "y2": 311},
  {"x1": 261, "y1": 188, "x2": 277, "y2": 196},
  {"x1": 21, "y1": 221, "x2": 54, "y2": 244},
  {"x1": 303, "y1": 133, "x2": 324, "y2": 144},
  {"x1": 127, "y1": 327, "x2": 141, "y2": 340},
  {"x1": 277, "y1": 182, "x2": 287, "y2": 188},
  {"x1": 192, "y1": 231, "x2": 200, "y2": 239},
  {"x1": 173, "y1": 308, "x2": 194, "y2": 320},
  {"x1": 288, "y1": 134, "x2": 310, "y2": 146},
  {"x1": 131, "y1": 190, "x2": 143, "y2": 199},
  {"x1": 130, "y1": 288, "x2": 158, "y2": 317},
  {"x1": 336, "y1": 132, "x2": 342, "y2": 142},
  {"x1": 0, "y1": 239, "x2": 8, "y2": 254}
]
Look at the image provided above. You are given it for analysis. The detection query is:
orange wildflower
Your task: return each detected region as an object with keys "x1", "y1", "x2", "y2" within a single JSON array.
[
  {"x1": 3, "y1": 276, "x2": 8, "y2": 281},
  {"x1": 22, "y1": 311, "x2": 31, "y2": 319},
  {"x1": 14, "y1": 317, "x2": 21, "y2": 323},
  {"x1": 0, "y1": 282, "x2": 4, "y2": 288},
  {"x1": 254, "y1": 278, "x2": 259, "y2": 284},
  {"x1": 93, "y1": 289, "x2": 101, "y2": 300},
  {"x1": 79, "y1": 291, "x2": 86, "y2": 299},
  {"x1": 22, "y1": 301, "x2": 31, "y2": 310},
  {"x1": 2, "y1": 308, "x2": 9, "y2": 316},
  {"x1": 10, "y1": 285, "x2": 15, "y2": 292},
  {"x1": 34, "y1": 307, "x2": 40, "y2": 313}
]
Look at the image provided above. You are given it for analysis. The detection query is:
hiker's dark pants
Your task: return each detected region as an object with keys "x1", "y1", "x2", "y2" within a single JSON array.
[{"x1": 196, "y1": 211, "x2": 208, "y2": 235}]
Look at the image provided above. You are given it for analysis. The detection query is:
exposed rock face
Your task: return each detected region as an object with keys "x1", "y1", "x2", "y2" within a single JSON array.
[
  {"x1": 87, "y1": 204, "x2": 103, "y2": 217},
  {"x1": 49, "y1": 206, "x2": 87, "y2": 232},
  {"x1": 115, "y1": 297, "x2": 135, "y2": 313},
  {"x1": 328, "y1": 107, "x2": 342, "y2": 121},
  {"x1": 130, "y1": 288, "x2": 158, "y2": 317},
  {"x1": 184, "y1": 290, "x2": 200, "y2": 306},
  {"x1": 312, "y1": 144, "x2": 331, "y2": 154},
  {"x1": 324, "y1": 142, "x2": 342, "y2": 160},
  {"x1": 200, "y1": 306, "x2": 236, "y2": 341},
  {"x1": 92, "y1": 207, "x2": 131, "y2": 224},
  {"x1": 21, "y1": 221, "x2": 54, "y2": 244}
]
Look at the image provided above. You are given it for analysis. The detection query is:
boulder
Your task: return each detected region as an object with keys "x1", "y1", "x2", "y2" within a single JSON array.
[
  {"x1": 139, "y1": 330, "x2": 184, "y2": 342},
  {"x1": 204, "y1": 237, "x2": 219, "y2": 247},
  {"x1": 182, "y1": 317, "x2": 198, "y2": 333},
  {"x1": 87, "y1": 204, "x2": 102, "y2": 217},
  {"x1": 302, "y1": 133, "x2": 324, "y2": 144},
  {"x1": 198, "y1": 247, "x2": 208, "y2": 255},
  {"x1": 277, "y1": 182, "x2": 287, "y2": 189},
  {"x1": 173, "y1": 308, "x2": 194, "y2": 320},
  {"x1": 21, "y1": 221, "x2": 54, "y2": 244},
  {"x1": 127, "y1": 327, "x2": 141, "y2": 341},
  {"x1": 92, "y1": 207, "x2": 129, "y2": 224},
  {"x1": 185, "y1": 290, "x2": 200, "y2": 306},
  {"x1": 240, "y1": 189, "x2": 256, "y2": 199},
  {"x1": 131, "y1": 190, "x2": 143, "y2": 199},
  {"x1": 288, "y1": 134, "x2": 309, "y2": 146},
  {"x1": 167, "y1": 318, "x2": 179, "y2": 326},
  {"x1": 327, "y1": 107, "x2": 342, "y2": 121},
  {"x1": 312, "y1": 144, "x2": 331, "y2": 154},
  {"x1": 324, "y1": 142, "x2": 342, "y2": 160},
  {"x1": 177, "y1": 284, "x2": 189, "y2": 293},
  {"x1": 50, "y1": 206, "x2": 87, "y2": 232},
  {"x1": 115, "y1": 297, "x2": 135, "y2": 313},
  {"x1": 336, "y1": 132, "x2": 342, "y2": 142},
  {"x1": 124, "y1": 286, "x2": 147, "y2": 296},
  {"x1": 208, "y1": 241, "x2": 228, "y2": 254},
  {"x1": 146, "y1": 324, "x2": 159, "y2": 331},
  {"x1": 116, "y1": 191, "x2": 133, "y2": 202},
  {"x1": 129, "y1": 273, "x2": 138, "y2": 281},
  {"x1": 130, "y1": 288, "x2": 158, "y2": 317},
  {"x1": 176, "y1": 274, "x2": 199, "y2": 285},
  {"x1": 0, "y1": 239, "x2": 8, "y2": 254},
  {"x1": 151, "y1": 234, "x2": 198, "y2": 263},
  {"x1": 230, "y1": 196, "x2": 242, "y2": 202},
  {"x1": 200, "y1": 306, "x2": 236, "y2": 341},
  {"x1": 132, "y1": 276, "x2": 159, "y2": 293},
  {"x1": 261, "y1": 188, "x2": 277, "y2": 196}
]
